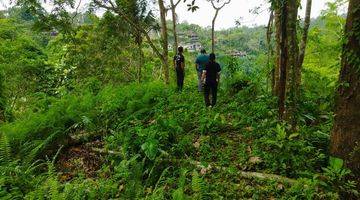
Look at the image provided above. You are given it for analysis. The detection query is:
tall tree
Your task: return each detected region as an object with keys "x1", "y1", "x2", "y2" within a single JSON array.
[
  {"x1": 158, "y1": 0, "x2": 170, "y2": 84},
  {"x1": 169, "y1": 0, "x2": 181, "y2": 54},
  {"x1": 273, "y1": 7, "x2": 281, "y2": 95},
  {"x1": 330, "y1": 0, "x2": 360, "y2": 182},
  {"x1": 277, "y1": 0, "x2": 288, "y2": 120},
  {"x1": 93, "y1": 0, "x2": 169, "y2": 84},
  {"x1": 208, "y1": 0, "x2": 231, "y2": 53},
  {"x1": 287, "y1": 0, "x2": 300, "y2": 129},
  {"x1": 272, "y1": 0, "x2": 310, "y2": 127},
  {"x1": 266, "y1": 10, "x2": 275, "y2": 92},
  {"x1": 290, "y1": 0, "x2": 312, "y2": 129},
  {"x1": 118, "y1": 0, "x2": 156, "y2": 83},
  {"x1": 297, "y1": 0, "x2": 312, "y2": 77}
]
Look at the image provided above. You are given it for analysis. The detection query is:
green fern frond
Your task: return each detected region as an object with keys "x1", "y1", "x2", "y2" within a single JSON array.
[
  {"x1": 25, "y1": 131, "x2": 63, "y2": 163},
  {"x1": 172, "y1": 169, "x2": 188, "y2": 200},
  {"x1": 48, "y1": 176, "x2": 61, "y2": 200},
  {"x1": 191, "y1": 170, "x2": 205, "y2": 200},
  {"x1": 191, "y1": 170, "x2": 201, "y2": 193},
  {"x1": 0, "y1": 134, "x2": 11, "y2": 164}
]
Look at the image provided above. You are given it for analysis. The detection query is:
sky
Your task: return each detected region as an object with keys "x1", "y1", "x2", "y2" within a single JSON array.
[
  {"x1": 0, "y1": 0, "x2": 347, "y2": 30},
  {"x1": 171, "y1": 0, "x2": 341, "y2": 30}
]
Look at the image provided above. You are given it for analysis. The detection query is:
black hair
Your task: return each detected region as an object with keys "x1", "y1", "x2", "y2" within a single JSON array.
[
  {"x1": 200, "y1": 49, "x2": 206, "y2": 54},
  {"x1": 178, "y1": 46, "x2": 184, "y2": 53},
  {"x1": 209, "y1": 53, "x2": 216, "y2": 61}
]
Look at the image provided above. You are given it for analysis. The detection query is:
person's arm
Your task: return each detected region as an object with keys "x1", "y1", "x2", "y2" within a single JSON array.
[
  {"x1": 181, "y1": 56, "x2": 185, "y2": 70},
  {"x1": 216, "y1": 64, "x2": 221, "y2": 83},
  {"x1": 201, "y1": 70, "x2": 206, "y2": 84},
  {"x1": 173, "y1": 57, "x2": 176, "y2": 70},
  {"x1": 181, "y1": 61, "x2": 185, "y2": 71},
  {"x1": 195, "y1": 57, "x2": 199, "y2": 71}
]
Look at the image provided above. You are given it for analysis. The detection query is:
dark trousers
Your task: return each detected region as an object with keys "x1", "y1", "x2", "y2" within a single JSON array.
[
  {"x1": 204, "y1": 82, "x2": 218, "y2": 107},
  {"x1": 176, "y1": 68, "x2": 184, "y2": 91}
]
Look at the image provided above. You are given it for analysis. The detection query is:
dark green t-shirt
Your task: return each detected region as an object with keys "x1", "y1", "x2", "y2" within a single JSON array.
[{"x1": 195, "y1": 54, "x2": 209, "y2": 72}]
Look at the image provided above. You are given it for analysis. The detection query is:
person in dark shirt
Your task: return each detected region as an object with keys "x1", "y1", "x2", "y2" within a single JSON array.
[
  {"x1": 201, "y1": 53, "x2": 221, "y2": 107},
  {"x1": 173, "y1": 46, "x2": 185, "y2": 91},
  {"x1": 195, "y1": 49, "x2": 209, "y2": 92}
]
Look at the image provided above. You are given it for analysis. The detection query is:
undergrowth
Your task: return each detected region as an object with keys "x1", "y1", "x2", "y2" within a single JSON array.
[{"x1": 0, "y1": 80, "x2": 357, "y2": 199}]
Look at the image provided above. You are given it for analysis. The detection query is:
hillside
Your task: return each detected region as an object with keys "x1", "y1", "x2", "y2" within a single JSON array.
[
  {"x1": 0, "y1": 80, "x2": 342, "y2": 199},
  {"x1": 0, "y1": 1, "x2": 359, "y2": 199}
]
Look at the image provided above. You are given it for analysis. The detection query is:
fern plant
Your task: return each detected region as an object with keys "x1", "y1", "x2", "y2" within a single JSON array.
[
  {"x1": 191, "y1": 170, "x2": 205, "y2": 200},
  {"x1": 0, "y1": 134, "x2": 11, "y2": 164},
  {"x1": 172, "y1": 169, "x2": 188, "y2": 200}
]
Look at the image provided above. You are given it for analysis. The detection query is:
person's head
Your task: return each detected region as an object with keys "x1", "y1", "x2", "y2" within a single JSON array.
[
  {"x1": 200, "y1": 48, "x2": 206, "y2": 54},
  {"x1": 209, "y1": 53, "x2": 216, "y2": 62},
  {"x1": 178, "y1": 46, "x2": 184, "y2": 54}
]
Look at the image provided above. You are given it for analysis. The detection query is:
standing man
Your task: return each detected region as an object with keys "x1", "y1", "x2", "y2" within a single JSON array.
[
  {"x1": 173, "y1": 46, "x2": 185, "y2": 91},
  {"x1": 201, "y1": 53, "x2": 221, "y2": 107},
  {"x1": 195, "y1": 49, "x2": 209, "y2": 92}
]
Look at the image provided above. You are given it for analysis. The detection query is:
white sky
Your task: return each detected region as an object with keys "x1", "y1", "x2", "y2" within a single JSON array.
[
  {"x1": 172, "y1": 0, "x2": 346, "y2": 29},
  {"x1": 1, "y1": 0, "x2": 348, "y2": 30}
]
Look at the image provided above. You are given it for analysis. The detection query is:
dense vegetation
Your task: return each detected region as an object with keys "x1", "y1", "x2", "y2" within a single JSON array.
[{"x1": 0, "y1": 0, "x2": 359, "y2": 199}]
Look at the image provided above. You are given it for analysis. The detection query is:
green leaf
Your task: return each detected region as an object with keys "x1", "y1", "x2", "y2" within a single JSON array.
[
  {"x1": 276, "y1": 124, "x2": 286, "y2": 140},
  {"x1": 329, "y1": 156, "x2": 344, "y2": 170},
  {"x1": 288, "y1": 133, "x2": 299, "y2": 140},
  {"x1": 141, "y1": 138, "x2": 159, "y2": 160}
]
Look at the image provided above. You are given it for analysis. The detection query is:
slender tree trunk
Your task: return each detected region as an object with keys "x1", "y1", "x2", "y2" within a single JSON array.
[
  {"x1": 209, "y1": 0, "x2": 231, "y2": 53},
  {"x1": 267, "y1": 11, "x2": 275, "y2": 93},
  {"x1": 330, "y1": 0, "x2": 360, "y2": 188},
  {"x1": 287, "y1": 0, "x2": 300, "y2": 129},
  {"x1": 274, "y1": 8, "x2": 281, "y2": 95},
  {"x1": 158, "y1": 0, "x2": 170, "y2": 84},
  {"x1": 170, "y1": 0, "x2": 179, "y2": 54},
  {"x1": 297, "y1": 0, "x2": 312, "y2": 87},
  {"x1": 278, "y1": 1, "x2": 288, "y2": 120},
  {"x1": 136, "y1": 41, "x2": 144, "y2": 83},
  {"x1": 211, "y1": 9, "x2": 219, "y2": 53}
]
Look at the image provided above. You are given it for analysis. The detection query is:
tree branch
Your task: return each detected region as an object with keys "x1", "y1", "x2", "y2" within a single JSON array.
[
  {"x1": 174, "y1": 0, "x2": 181, "y2": 7},
  {"x1": 93, "y1": 0, "x2": 164, "y2": 64},
  {"x1": 298, "y1": 0, "x2": 312, "y2": 68},
  {"x1": 210, "y1": 0, "x2": 231, "y2": 10}
]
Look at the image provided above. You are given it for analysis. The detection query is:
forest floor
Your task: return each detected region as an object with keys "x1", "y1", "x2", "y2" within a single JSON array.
[
  {"x1": 2, "y1": 82, "x2": 349, "y2": 199},
  {"x1": 49, "y1": 82, "x2": 337, "y2": 199}
]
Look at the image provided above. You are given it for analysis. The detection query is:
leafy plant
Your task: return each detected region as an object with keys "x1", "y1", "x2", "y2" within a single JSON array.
[{"x1": 319, "y1": 157, "x2": 359, "y2": 197}]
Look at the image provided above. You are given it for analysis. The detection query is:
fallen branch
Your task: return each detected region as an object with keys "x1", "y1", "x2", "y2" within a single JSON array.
[
  {"x1": 187, "y1": 159, "x2": 296, "y2": 184},
  {"x1": 237, "y1": 171, "x2": 296, "y2": 184},
  {"x1": 89, "y1": 148, "x2": 297, "y2": 184},
  {"x1": 91, "y1": 147, "x2": 122, "y2": 156}
]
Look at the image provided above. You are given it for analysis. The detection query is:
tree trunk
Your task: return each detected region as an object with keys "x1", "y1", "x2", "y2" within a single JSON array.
[
  {"x1": 287, "y1": 0, "x2": 300, "y2": 129},
  {"x1": 296, "y1": 0, "x2": 312, "y2": 107},
  {"x1": 274, "y1": 8, "x2": 281, "y2": 95},
  {"x1": 158, "y1": 0, "x2": 170, "y2": 84},
  {"x1": 278, "y1": 1, "x2": 288, "y2": 120},
  {"x1": 170, "y1": 0, "x2": 179, "y2": 54},
  {"x1": 297, "y1": 0, "x2": 312, "y2": 88},
  {"x1": 330, "y1": 0, "x2": 360, "y2": 186},
  {"x1": 267, "y1": 11, "x2": 274, "y2": 93},
  {"x1": 209, "y1": 0, "x2": 231, "y2": 53},
  {"x1": 211, "y1": 9, "x2": 219, "y2": 53},
  {"x1": 136, "y1": 41, "x2": 144, "y2": 83}
]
